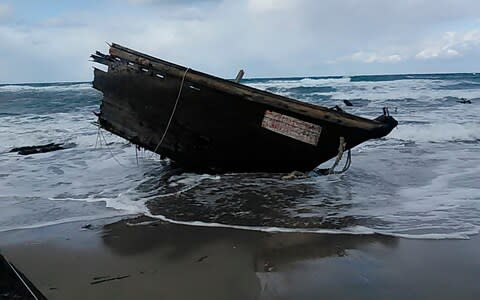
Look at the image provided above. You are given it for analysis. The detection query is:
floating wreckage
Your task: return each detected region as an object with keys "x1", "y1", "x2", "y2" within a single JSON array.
[
  {"x1": 9, "y1": 143, "x2": 74, "y2": 155},
  {"x1": 92, "y1": 44, "x2": 397, "y2": 173}
]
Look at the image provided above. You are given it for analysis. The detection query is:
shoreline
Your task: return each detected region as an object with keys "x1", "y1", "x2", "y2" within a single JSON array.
[
  {"x1": 1, "y1": 216, "x2": 479, "y2": 299},
  {"x1": 2, "y1": 211, "x2": 476, "y2": 240}
]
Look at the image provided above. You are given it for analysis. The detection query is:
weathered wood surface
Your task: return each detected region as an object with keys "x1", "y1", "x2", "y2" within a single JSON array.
[
  {"x1": 235, "y1": 69, "x2": 245, "y2": 83},
  {"x1": 92, "y1": 44, "x2": 397, "y2": 172},
  {"x1": 105, "y1": 44, "x2": 385, "y2": 130}
]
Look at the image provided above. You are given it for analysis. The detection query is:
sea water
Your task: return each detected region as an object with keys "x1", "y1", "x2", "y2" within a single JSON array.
[{"x1": 1, "y1": 74, "x2": 479, "y2": 239}]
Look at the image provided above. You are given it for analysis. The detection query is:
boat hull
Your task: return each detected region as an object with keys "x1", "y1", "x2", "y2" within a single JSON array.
[{"x1": 92, "y1": 44, "x2": 397, "y2": 173}]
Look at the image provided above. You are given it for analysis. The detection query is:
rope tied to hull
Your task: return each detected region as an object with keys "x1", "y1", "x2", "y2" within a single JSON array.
[
  {"x1": 328, "y1": 136, "x2": 351, "y2": 174},
  {"x1": 153, "y1": 67, "x2": 190, "y2": 155},
  {"x1": 99, "y1": 128, "x2": 129, "y2": 168},
  {"x1": 313, "y1": 136, "x2": 352, "y2": 175},
  {"x1": 328, "y1": 136, "x2": 345, "y2": 174},
  {"x1": 94, "y1": 68, "x2": 190, "y2": 167}
]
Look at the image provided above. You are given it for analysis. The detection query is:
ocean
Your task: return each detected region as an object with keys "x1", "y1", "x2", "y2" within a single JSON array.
[{"x1": 1, "y1": 73, "x2": 479, "y2": 239}]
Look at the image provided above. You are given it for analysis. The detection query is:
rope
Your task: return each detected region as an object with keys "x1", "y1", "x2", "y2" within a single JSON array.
[
  {"x1": 135, "y1": 146, "x2": 139, "y2": 166},
  {"x1": 6, "y1": 260, "x2": 39, "y2": 300},
  {"x1": 338, "y1": 148, "x2": 351, "y2": 173},
  {"x1": 99, "y1": 129, "x2": 128, "y2": 168},
  {"x1": 328, "y1": 136, "x2": 346, "y2": 174},
  {"x1": 328, "y1": 137, "x2": 352, "y2": 174},
  {"x1": 153, "y1": 67, "x2": 190, "y2": 154},
  {"x1": 95, "y1": 125, "x2": 102, "y2": 148},
  {"x1": 314, "y1": 136, "x2": 352, "y2": 175}
]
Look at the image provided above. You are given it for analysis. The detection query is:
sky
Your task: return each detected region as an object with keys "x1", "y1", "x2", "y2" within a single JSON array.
[{"x1": 0, "y1": 0, "x2": 479, "y2": 83}]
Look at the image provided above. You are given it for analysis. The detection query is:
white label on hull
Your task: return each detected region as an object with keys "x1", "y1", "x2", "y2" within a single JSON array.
[{"x1": 261, "y1": 110, "x2": 322, "y2": 145}]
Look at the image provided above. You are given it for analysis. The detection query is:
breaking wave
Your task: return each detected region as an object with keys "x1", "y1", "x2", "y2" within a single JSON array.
[
  {"x1": 390, "y1": 123, "x2": 480, "y2": 143},
  {"x1": 2, "y1": 74, "x2": 480, "y2": 240},
  {"x1": 248, "y1": 77, "x2": 351, "y2": 91},
  {"x1": 0, "y1": 82, "x2": 92, "y2": 92}
]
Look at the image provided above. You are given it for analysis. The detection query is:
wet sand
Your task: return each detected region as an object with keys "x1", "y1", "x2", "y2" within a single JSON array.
[{"x1": 1, "y1": 216, "x2": 479, "y2": 300}]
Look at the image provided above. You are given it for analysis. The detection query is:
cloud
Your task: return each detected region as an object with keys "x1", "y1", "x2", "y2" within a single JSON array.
[
  {"x1": 247, "y1": 0, "x2": 295, "y2": 14},
  {"x1": 345, "y1": 51, "x2": 404, "y2": 64},
  {"x1": 1, "y1": 1, "x2": 480, "y2": 83},
  {"x1": 342, "y1": 29, "x2": 480, "y2": 63},
  {"x1": 0, "y1": 3, "x2": 11, "y2": 19},
  {"x1": 416, "y1": 29, "x2": 480, "y2": 59},
  {"x1": 416, "y1": 48, "x2": 460, "y2": 59},
  {"x1": 125, "y1": 0, "x2": 218, "y2": 6}
]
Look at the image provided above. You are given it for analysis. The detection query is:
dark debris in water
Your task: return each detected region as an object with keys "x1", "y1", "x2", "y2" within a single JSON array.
[{"x1": 9, "y1": 143, "x2": 75, "y2": 155}]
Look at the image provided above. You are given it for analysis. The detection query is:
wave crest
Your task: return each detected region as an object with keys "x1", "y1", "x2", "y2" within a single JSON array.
[
  {"x1": 391, "y1": 123, "x2": 480, "y2": 143},
  {"x1": 0, "y1": 83, "x2": 92, "y2": 92}
]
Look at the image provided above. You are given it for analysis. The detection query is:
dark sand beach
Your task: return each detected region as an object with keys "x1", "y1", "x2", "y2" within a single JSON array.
[{"x1": 1, "y1": 216, "x2": 479, "y2": 300}]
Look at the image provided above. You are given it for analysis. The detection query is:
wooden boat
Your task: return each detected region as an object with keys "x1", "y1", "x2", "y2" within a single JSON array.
[{"x1": 92, "y1": 44, "x2": 397, "y2": 173}]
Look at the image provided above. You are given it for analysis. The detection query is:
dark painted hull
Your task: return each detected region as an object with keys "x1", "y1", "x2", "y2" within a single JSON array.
[{"x1": 92, "y1": 44, "x2": 397, "y2": 173}]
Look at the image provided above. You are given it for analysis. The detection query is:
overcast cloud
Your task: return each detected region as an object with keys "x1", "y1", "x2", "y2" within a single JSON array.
[{"x1": 0, "y1": 0, "x2": 479, "y2": 83}]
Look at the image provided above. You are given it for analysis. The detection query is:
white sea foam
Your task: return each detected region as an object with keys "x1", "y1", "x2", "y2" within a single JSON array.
[
  {"x1": 248, "y1": 77, "x2": 351, "y2": 90},
  {"x1": 168, "y1": 173, "x2": 221, "y2": 186},
  {"x1": 0, "y1": 110, "x2": 103, "y2": 153},
  {"x1": 144, "y1": 214, "x2": 378, "y2": 235},
  {"x1": 375, "y1": 228, "x2": 479, "y2": 240},
  {"x1": 399, "y1": 153, "x2": 480, "y2": 203},
  {"x1": 2, "y1": 191, "x2": 477, "y2": 239},
  {"x1": 46, "y1": 172, "x2": 221, "y2": 216},
  {"x1": 249, "y1": 77, "x2": 480, "y2": 103},
  {"x1": 0, "y1": 213, "x2": 129, "y2": 234},
  {"x1": 390, "y1": 122, "x2": 480, "y2": 143},
  {"x1": 135, "y1": 212, "x2": 476, "y2": 240},
  {"x1": 2, "y1": 76, "x2": 480, "y2": 240},
  {"x1": 335, "y1": 79, "x2": 480, "y2": 101},
  {"x1": 0, "y1": 83, "x2": 92, "y2": 92}
]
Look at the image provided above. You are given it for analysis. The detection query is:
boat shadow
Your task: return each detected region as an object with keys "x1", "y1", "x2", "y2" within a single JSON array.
[{"x1": 101, "y1": 216, "x2": 398, "y2": 272}]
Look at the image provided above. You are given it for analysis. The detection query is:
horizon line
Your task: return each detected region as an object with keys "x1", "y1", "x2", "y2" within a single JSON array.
[{"x1": 1, "y1": 71, "x2": 478, "y2": 86}]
